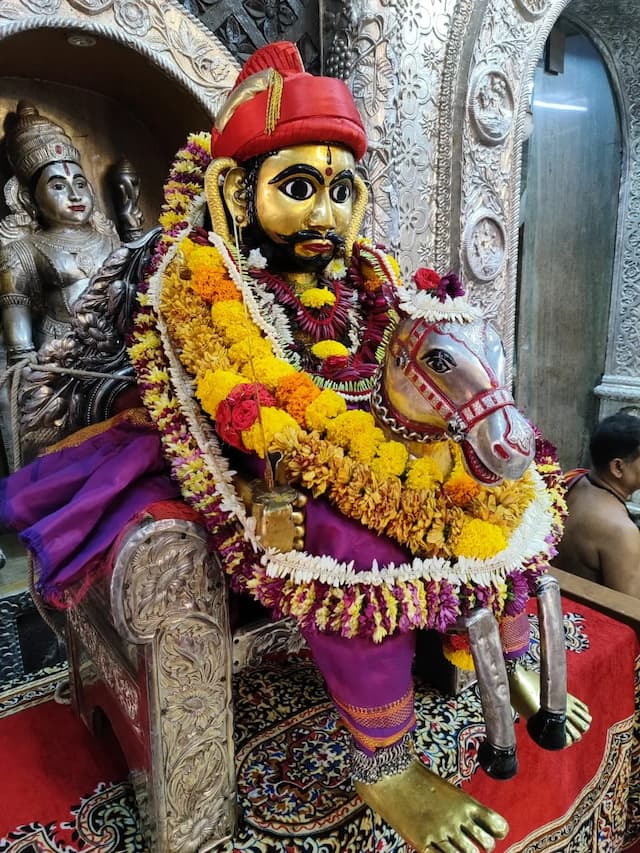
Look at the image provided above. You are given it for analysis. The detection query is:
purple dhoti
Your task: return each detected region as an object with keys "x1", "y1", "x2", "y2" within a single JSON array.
[
  {"x1": 303, "y1": 627, "x2": 416, "y2": 754},
  {"x1": 301, "y1": 494, "x2": 418, "y2": 758}
]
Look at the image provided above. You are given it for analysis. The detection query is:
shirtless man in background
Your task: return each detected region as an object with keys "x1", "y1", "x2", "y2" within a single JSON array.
[{"x1": 553, "y1": 412, "x2": 640, "y2": 596}]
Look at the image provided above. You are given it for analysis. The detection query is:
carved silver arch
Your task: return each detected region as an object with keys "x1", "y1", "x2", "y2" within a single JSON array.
[
  {"x1": 458, "y1": 0, "x2": 575, "y2": 371},
  {"x1": 0, "y1": 0, "x2": 240, "y2": 116},
  {"x1": 331, "y1": 0, "x2": 598, "y2": 377}
]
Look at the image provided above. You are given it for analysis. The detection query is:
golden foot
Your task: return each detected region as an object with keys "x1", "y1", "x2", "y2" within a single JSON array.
[
  {"x1": 507, "y1": 665, "x2": 592, "y2": 745},
  {"x1": 355, "y1": 758, "x2": 508, "y2": 852}
]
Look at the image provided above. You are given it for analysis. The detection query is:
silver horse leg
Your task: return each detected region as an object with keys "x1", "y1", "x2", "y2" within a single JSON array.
[
  {"x1": 527, "y1": 573, "x2": 567, "y2": 749},
  {"x1": 463, "y1": 608, "x2": 518, "y2": 779}
]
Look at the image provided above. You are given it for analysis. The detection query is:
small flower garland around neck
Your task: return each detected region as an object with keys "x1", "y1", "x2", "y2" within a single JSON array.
[{"x1": 129, "y1": 133, "x2": 568, "y2": 645}]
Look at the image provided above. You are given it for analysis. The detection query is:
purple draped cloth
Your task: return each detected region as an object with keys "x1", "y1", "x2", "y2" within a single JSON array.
[{"x1": 0, "y1": 415, "x2": 179, "y2": 605}]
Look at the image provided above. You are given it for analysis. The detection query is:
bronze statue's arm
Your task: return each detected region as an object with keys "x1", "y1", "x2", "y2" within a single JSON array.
[{"x1": 0, "y1": 267, "x2": 36, "y2": 364}]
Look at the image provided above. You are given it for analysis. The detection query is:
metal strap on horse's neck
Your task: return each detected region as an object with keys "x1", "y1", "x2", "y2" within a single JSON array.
[{"x1": 370, "y1": 370, "x2": 439, "y2": 445}]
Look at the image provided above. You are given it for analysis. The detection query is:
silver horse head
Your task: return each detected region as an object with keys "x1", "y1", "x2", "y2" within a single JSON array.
[{"x1": 374, "y1": 315, "x2": 534, "y2": 485}]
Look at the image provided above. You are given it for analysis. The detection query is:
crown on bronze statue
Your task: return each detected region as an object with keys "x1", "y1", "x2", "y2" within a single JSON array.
[{"x1": 6, "y1": 101, "x2": 82, "y2": 184}]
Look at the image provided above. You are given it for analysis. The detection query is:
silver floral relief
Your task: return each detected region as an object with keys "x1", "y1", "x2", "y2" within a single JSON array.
[
  {"x1": 156, "y1": 615, "x2": 236, "y2": 851},
  {"x1": 566, "y1": 1, "x2": 640, "y2": 383},
  {"x1": 459, "y1": 0, "x2": 570, "y2": 365},
  {"x1": 67, "y1": 0, "x2": 113, "y2": 13},
  {"x1": 112, "y1": 521, "x2": 217, "y2": 643},
  {"x1": 326, "y1": 6, "x2": 397, "y2": 252},
  {"x1": 514, "y1": 0, "x2": 549, "y2": 20},
  {"x1": 330, "y1": 1, "x2": 462, "y2": 279},
  {"x1": 233, "y1": 617, "x2": 306, "y2": 672},
  {"x1": 391, "y1": 0, "x2": 457, "y2": 277},
  {"x1": 0, "y1": 0, "x2": 239, "y2": 116},
  {"x1": 68, "y1": 607, "x2": 142, "y2": 732}
]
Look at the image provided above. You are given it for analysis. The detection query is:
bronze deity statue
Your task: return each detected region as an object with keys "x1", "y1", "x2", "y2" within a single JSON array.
[
  {"x1": 0, "y1": 101, "x2": 120, "y2": 366},
  {"x1": 109, "y1": 156, "x2": 145, "y2": 243}
]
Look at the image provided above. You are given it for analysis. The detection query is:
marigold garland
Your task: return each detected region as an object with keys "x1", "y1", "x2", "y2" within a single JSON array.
[{"x1": 129, "y1": 133, "x2": 568, "y2": 647}]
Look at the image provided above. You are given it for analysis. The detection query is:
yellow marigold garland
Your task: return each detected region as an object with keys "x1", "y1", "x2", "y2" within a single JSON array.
[
  {"x1": 157, "y1": 237, "x2": 544, "y2": 561},
  {"x1": 129, "y1": 134, "x2": 567, "y2": 648}
]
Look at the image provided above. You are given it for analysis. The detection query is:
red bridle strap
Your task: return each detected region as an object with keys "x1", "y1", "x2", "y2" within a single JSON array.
[{"x1": 389, "y1": 319, "x2": 513, "y2": 440}]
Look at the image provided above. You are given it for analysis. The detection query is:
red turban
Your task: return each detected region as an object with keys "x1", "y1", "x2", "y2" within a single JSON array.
[{"x1": 211, "y1": 41, "x2": 367, "y2": 163}]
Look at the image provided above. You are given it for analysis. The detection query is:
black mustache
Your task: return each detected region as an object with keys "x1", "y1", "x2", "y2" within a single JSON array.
[{"x1": 279, "y1": 230, "x2": 345, "y2": 251}]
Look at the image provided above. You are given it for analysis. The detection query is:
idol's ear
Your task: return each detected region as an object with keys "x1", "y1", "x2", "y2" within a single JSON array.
[
  {"x1": 204, "y1": 157, "x2": 240, "y2": 244},
  {"x1": 222, "y1": 165, "x2": 250, "y2": 235},
  {"x1": 344, "y1": 174, "x2": 368, "y2": 262},
  {"x1": 16, "y1": 183, "x2": 38, "y2": 221}
]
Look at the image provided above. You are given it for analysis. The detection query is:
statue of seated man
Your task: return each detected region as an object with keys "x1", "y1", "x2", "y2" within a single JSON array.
[
  {"x1": 0, "y1": 101, "x2": 120, "y2": 365},
  {"x1": 0, "y1": 44, "x2": 591, "y2": 852},
  {"x1": 127, "y1": 42, "x2": 589, "y2": 851}
]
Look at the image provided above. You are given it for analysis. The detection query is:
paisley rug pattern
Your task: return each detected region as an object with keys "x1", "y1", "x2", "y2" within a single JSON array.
[{"x1": 1, "y1": 613, "x2": 638, "y2": 853}]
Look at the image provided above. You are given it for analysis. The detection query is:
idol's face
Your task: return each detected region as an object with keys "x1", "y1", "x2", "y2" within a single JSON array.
[
  {"x1": 34, "y1": 162, "x2": 94, "y2": 228},
  {"x1": 253, "y1": 144, "x2": 355, "y2": 271}
]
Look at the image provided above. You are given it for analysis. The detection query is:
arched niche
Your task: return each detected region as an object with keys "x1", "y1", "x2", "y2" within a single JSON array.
[
  {"x1": 0, "y1": 0, "x2": 240, "y2": 225},
  {"x1": 514, "y1": 18, "x2": 621, "y2": 467},
  {"x1": 458, "y1": 0, "x2": 640, "y2": 397}
]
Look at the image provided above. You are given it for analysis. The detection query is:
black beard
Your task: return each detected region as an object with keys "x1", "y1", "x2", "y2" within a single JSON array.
[{"x1": 242, "y1": 221, "x2": 345, "y2": 274}]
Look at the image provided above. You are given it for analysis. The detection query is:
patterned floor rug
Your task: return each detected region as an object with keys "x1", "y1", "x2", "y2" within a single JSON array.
[{"x1": 0, "y1": 611, "x2": 639, "y2": 853}]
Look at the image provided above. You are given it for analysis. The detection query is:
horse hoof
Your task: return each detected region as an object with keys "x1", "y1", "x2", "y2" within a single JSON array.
[
  {"x1": 478, "y1": 741, "x2": 518, "y2": 779},
  {"x1": 527, "y1": 709, "x2": 566, "y2": 750}
]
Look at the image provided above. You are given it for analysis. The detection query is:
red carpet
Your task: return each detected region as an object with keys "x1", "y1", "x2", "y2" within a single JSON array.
[
  {"x1": 465, "y1": 603, "x2": 640, "y2": 852},
  {"x1": 0, "y1": 699, "x2": 128, "y2": 837},
  {"x1": 0, "y1": 601, "x2": 638, "y2": 852}
]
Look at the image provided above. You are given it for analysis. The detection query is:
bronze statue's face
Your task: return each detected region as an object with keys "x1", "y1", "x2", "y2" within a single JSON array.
[
  {"x1": 253, "y1": 144, "x2": 355, "y2": 270},
  {"x1": 33, "y1": 162, "x2": 94, "y2": 227}
]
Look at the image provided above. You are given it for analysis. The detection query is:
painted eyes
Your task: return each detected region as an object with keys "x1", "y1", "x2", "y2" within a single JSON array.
[
  {"x1": 279, "y1": 178, "x2": 352, "y2": 203},
  {"x1": 49, "y1": 178, "x2": 87, "y2": 192},
  {"x1": 281, "y1": 178, "x2": 314, "y2": 200},
  {"x1": 422, "y1": 348, "x2": 457, "y2": 373},
  {"x1": 330, "y1": 182, "x2": 352, "y2": 203}
]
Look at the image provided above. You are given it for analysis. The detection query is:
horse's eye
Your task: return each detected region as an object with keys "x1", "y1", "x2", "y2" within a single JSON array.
[{"x1": 423, "y1": 348, "x2": 456, "y2": 373}]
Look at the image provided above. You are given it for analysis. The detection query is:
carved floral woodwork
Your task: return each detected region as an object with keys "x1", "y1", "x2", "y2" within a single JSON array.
[{"x1": 178, "y1": 0, "x2": 321, "y2": 71}]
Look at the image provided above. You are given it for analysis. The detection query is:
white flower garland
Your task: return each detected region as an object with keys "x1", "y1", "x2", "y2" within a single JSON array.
[
  {"x1": 263, "y1": 465, "x2": 555, "y2": 588},
  {"x1": 147, "y1": 187, "x2": 556, "y2": 598},
  {"x1": 397, "y1": 285, "x2": 483, "y2": 324}
]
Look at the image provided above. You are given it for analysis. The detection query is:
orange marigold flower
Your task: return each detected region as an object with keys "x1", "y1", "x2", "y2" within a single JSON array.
[
  {"x1": 444, "y1": 473, "x2": 481, "y2": 506},
  {"x1": 187, "y1": 246, "x2": 239, "y2": 304},
  {"x1": 360, "y1": 260, "x2": 382, "y2": 292},
  {"x1": 275, "y1": 373, "x2": 321, "y2": 424},
  {"x1": 191, "y1": 273, "x2": 241, "y2": 304}
]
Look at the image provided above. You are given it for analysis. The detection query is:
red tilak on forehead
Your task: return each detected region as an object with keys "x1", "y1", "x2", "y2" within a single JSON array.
[{"x1": 63, "y1": 162, "x2": 71, "y2": 176}]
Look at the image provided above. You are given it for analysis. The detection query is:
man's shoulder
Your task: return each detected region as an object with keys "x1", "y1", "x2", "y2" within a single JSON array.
[{"x1": 567, "y1": 480, "x2": 635, "y2": 529}]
